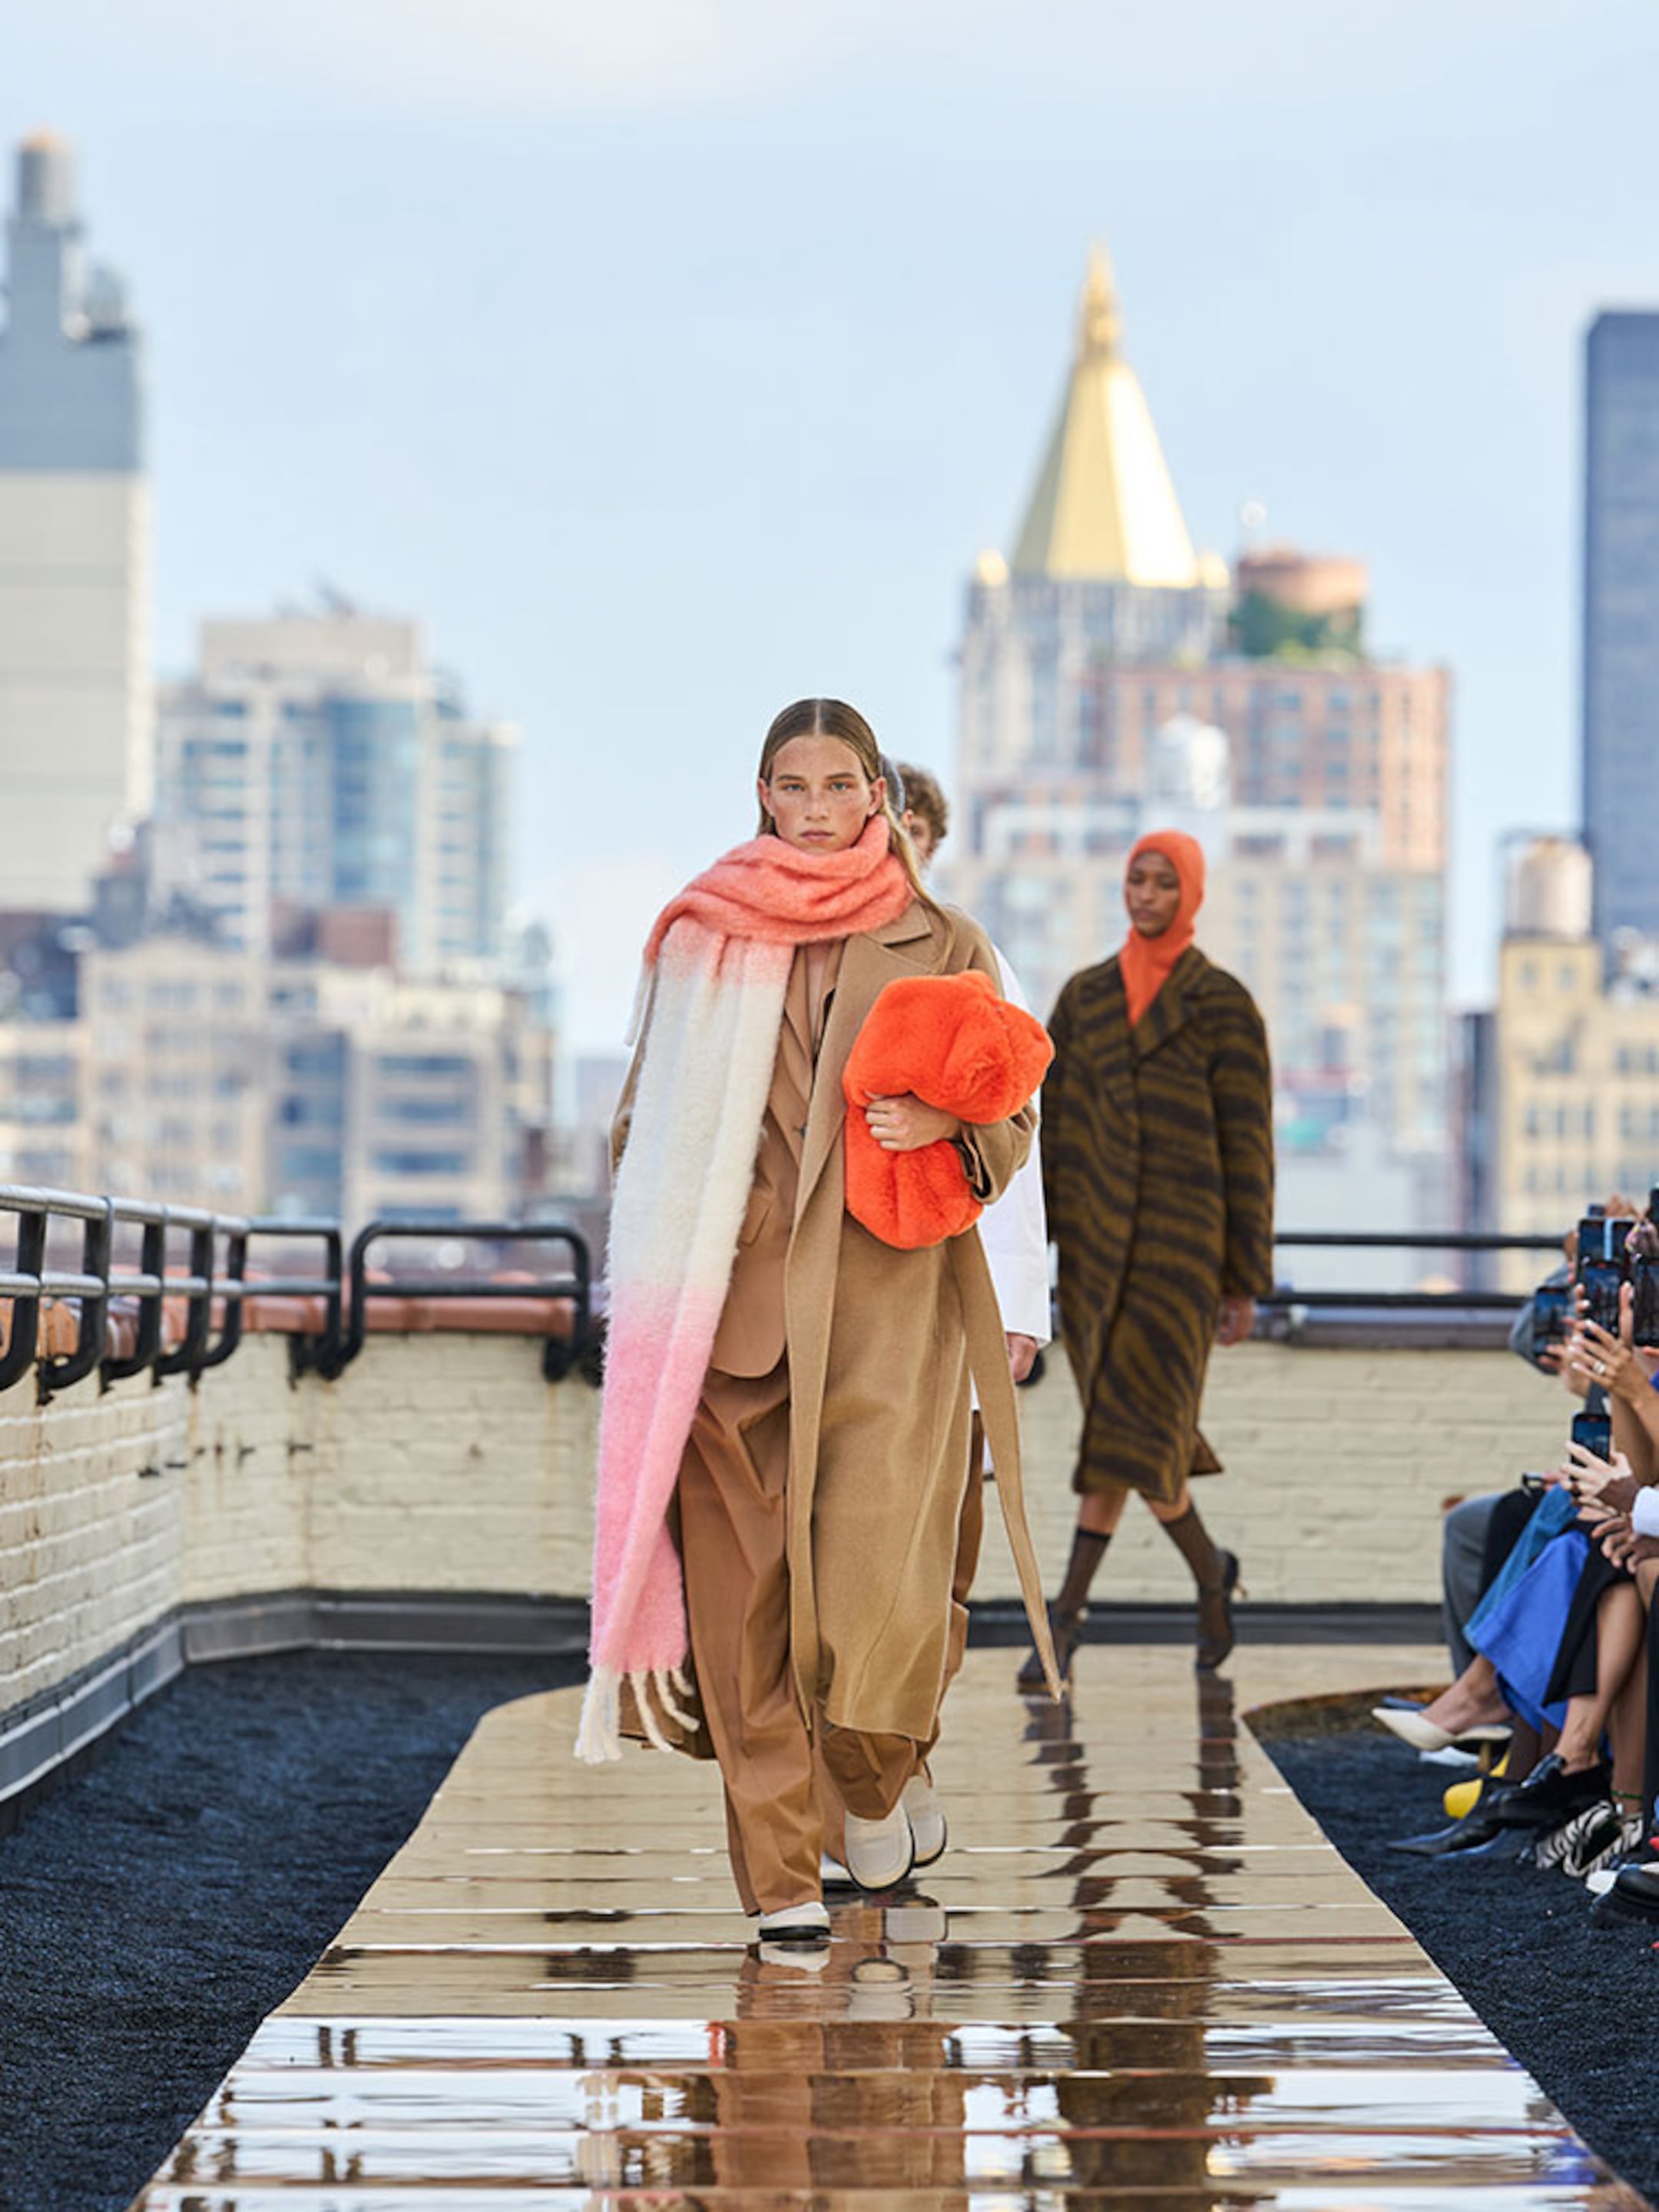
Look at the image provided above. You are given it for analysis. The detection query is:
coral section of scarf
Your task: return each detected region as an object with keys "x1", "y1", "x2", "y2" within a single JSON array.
[{"x1": 644, "y1": 820, "x2": 912, "y2": 964}]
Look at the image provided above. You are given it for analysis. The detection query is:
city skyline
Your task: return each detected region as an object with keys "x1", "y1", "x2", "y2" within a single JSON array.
[{"x1": 3, "y1": 2, "x2": 1655, "y2": 1046}]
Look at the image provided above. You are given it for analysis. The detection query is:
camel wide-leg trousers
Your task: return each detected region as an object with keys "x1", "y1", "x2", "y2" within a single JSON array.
[{"x1": 677, "y1": 1356, "x2": 916, "y2": 1916}]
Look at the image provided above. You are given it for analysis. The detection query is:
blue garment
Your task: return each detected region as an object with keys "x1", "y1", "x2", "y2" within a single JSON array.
[
  {"x1": 1469, "y1": 1521, "x2": 1590, "y2": 1732},
  {"x1": 1465, "y1": 1485, "x2": 1578, "y2": 1646}
]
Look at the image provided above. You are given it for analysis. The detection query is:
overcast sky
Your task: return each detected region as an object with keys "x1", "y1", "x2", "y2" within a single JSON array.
[{"x1": 5, "y1": 0, "x2": 1655, "y2": 1046}]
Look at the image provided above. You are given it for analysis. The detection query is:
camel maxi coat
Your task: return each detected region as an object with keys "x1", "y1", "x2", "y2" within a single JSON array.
[{"x1": 611, "y1": 897, "x2": 1058, "y2": 1744}]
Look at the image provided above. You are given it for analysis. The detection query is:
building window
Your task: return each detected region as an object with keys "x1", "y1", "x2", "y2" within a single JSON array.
[
  {"x1": 378, "y1": 1098, "x2": 471, "y2": 1125},
  {"x1": 286, "y1": 1041, "x2": 343, "y2": 1078},
  {"x1": 280, "y1": 1144, "x2": 344, "y2": 1181},
  {"x1": 376, "y1": 1054, "x2": 472, "y2": 1080}
]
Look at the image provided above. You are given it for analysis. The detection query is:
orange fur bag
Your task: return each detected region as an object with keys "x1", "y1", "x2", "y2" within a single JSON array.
[{"x1": 842, "y1": 969, "x2": 1054, "y2": 1250}]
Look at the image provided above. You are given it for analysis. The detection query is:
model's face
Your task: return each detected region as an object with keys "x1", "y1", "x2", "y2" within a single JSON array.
[
  {"x1": 760, "y1": 736, "x2": 884, "y2": 853},
  {"x1": 903, "y1": 809, "x2": 937, "y2": 869},
  {"x1": 1124, "y1": 851, "x2": 1183, "y2": 937}
]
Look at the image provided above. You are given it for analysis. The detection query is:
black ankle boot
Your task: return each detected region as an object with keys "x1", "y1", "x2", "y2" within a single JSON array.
[{"x1": 1487, "y1": 1753, "x2": 1614, "y2": 1830}]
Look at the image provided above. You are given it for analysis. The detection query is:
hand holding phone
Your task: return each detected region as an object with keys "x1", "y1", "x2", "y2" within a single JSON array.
[
  {"x1": 1564, "y1": 1437, "x2": 1640, "y2": 1517},
  {"x1": 1570, "y1": 1409, "x2": 1613, "y2": 1460}
]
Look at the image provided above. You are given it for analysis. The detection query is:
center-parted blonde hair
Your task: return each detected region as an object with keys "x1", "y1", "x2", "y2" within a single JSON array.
[{"x1": 756, "y1": 697, "x2": 932, "y2": 906}]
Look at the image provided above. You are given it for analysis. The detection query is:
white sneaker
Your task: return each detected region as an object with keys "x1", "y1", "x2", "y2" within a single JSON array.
[
  {"x1": 843, "y1": 1802, "x2": 916, "y2": 1891},
  {"x1": 820, "y1": 1852, "x2": 856, "y2": 1888},
  {"x1": 902, "y1": 1773, "x2": 948, "y2": 1868},
  {"x1": 757, "y1": 1899, "x2": 830, "y2": 1943}
]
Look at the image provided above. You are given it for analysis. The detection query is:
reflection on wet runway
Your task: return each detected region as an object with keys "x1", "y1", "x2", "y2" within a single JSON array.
[{"x1": 128, "y1": 1644, "x2": 1652, "y2": 2209}]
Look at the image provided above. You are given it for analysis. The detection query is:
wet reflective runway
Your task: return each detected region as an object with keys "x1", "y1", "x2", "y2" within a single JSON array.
[{"x1": 130, "y1": 1644, "x2": 1651, "y2": 2209}]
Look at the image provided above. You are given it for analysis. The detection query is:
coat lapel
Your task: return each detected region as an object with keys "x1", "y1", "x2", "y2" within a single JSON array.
[{"x1": 1131, "y1": 945, "x2": 1207, "y2": 1062}]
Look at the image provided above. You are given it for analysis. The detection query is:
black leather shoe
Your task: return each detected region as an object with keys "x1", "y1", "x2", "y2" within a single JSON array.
[
  {"x1": 1488, "y1": 1753, "x2": 1614, "y2": 1830},
  {"x1": 1590, "y1": 1859, "x2": 1659, "y2": 1927},
  {"x1": 1388, "y1": 1808, "x2": 1510, "y2": 1857},
  {"x1": 1387, "y1": 1766, "x2": 1528, "y2": 1856}
]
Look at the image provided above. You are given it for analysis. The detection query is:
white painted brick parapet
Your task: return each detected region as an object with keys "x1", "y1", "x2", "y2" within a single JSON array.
[
  {"x1": 976, "y1": 1344, "x2": 1575, "y2": 1607},
  {"x1": 0, "y1": 1333, "x2": 1572, "y2": 1727},
  {"x1": 0, "y1": 1363, "x2": 188, "y2": 1718}
]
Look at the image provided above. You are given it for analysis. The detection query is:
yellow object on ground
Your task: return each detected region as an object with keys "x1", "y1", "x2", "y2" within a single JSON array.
[{"x1": 1445, "y1": 1748, "x2": 1511, "y2": 1820}]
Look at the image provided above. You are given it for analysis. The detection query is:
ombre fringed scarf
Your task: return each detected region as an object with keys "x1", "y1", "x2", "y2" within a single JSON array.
[{"x1": 575, "y1": 816, "x2": 913, "y2": 1763}]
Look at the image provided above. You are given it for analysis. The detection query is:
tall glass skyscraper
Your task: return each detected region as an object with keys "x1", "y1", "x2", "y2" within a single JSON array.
[
  {"x1": 0, "y1": 134, "x2": 149, "y2": 909},
  {"x1": 1584, "y1": 311, "x2": 1659, "y2": 945}
]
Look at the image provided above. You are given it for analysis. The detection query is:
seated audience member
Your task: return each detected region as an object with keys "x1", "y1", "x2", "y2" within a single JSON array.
[
  {"x1": 1437, "y1": 1208, "x2": 1631, "y2": 1680},
  {"x1": 1570, "y1": 1246, "x2": 1659, "y2": 1922},
  {"x1": 1377, "y1": 1197, "x2": 1659, "y2": 1902}
]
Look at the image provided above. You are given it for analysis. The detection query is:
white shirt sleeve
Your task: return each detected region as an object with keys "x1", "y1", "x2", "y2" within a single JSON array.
[
  {"x1": 975, "y1": 945, "x2": 1051, "y2": 1346},
  {"x1": 1634, "y1": 1487, "x2": 1659, "y2": 1541}
]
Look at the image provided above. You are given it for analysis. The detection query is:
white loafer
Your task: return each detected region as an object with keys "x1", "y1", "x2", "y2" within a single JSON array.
[
  {"x1": 902, "y1": 1773, "x2": 948, "y2": 1868},
  {"x1": 843, "y1": 1803, "x2": 916, "y2": 1891}
]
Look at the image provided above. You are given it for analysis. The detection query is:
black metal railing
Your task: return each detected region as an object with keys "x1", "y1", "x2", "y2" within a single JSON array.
[
  {"x1": 0, "y1": 1184, "x2": 591, "y2": 1400},
  {"x1": 273, "y1": 1217, "x2": 589, "y2": 1383},
  {"x1": 0, "y1": 1177, "x2": 1575, "y2": 1399},
  {"x1": 1264, "y1": 1230, "x2": 1565, "y2": 1310}
]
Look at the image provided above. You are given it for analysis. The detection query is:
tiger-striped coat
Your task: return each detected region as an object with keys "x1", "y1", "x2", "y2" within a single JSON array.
[{"x1": 1041, "y1": 945, "x2": 1275, "y2": 1502}]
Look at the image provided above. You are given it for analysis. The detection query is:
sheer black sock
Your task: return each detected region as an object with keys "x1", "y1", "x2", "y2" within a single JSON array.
[
  {"x1": 1157, "y1": 1500, "x2": 1222, "y2": 1589},
  {"x1": 1160, "y1": 1500, "x2": 1240, "y2": 1671},
  {"x1": 1055, "y1": 1528, "x2": 1111, "y2": 1618}
]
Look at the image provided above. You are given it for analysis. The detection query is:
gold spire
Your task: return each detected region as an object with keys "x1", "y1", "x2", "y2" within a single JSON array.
[
  {"x1": 1011, "y1": 246, "x2": 1200, "y2": 587},
  {"x1": 1078, "y1": 243, "x2": 1121, "y2": 359}
]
